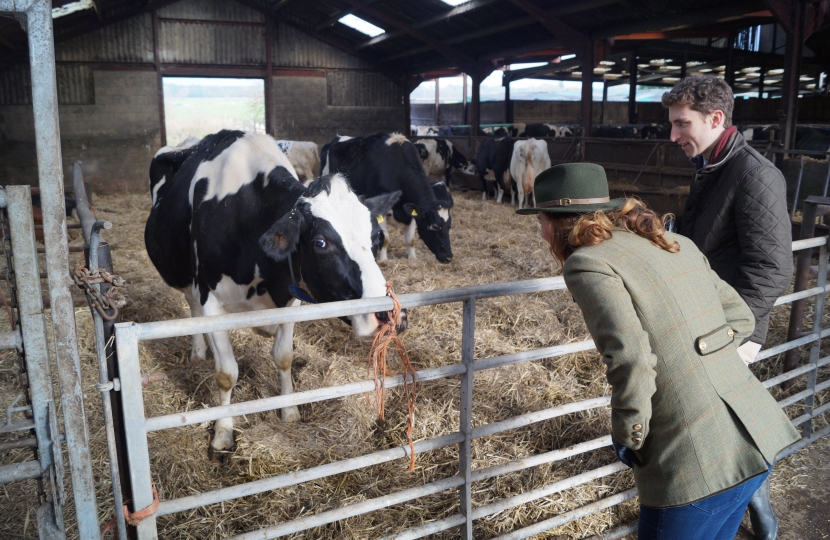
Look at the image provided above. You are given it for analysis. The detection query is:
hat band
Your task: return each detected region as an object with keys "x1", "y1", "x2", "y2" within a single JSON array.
[{"x1": 537, "y1": 196, "x2": 611, "y2": 208}]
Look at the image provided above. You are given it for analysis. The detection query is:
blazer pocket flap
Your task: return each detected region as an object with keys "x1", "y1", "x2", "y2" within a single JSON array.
[{"x1": 695, "y1": 324, "x2": 735, "y2": 356}]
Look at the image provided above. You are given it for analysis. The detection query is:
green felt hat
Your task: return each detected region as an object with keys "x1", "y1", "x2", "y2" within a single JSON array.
[{"x1": 515, "y1": 163, "x2": 626, "y2": 215}]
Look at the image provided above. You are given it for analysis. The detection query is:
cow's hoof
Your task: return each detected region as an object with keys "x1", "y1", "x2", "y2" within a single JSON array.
[
  {"x1": 481, "y1": 193, "x2": 487, "y2": 201},
  {"x1": 207, "y1": 445, "x2": 231, "y2": 464},
  {"x1": 210, "y1": 425, "x2": 235, "y2": 455},
  {"x1": 281, "y1": 406, "x2": 301, "y2": 422}
]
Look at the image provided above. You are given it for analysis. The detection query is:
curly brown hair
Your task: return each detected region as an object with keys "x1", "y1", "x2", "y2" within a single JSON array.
[
  {"x1": 661, "y1": 74, "x2": 734, "y2": 128},
  {"x1": 540, "y1": 199, "x2": 680, "y2": 265}
]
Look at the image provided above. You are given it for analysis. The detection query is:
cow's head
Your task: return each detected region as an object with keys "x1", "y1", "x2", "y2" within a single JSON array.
[
  {"x1": 259, "y1": 174, "x2": 407, "y2": 336},
  {"x1": 404, "y1": 182, "x2": 454, "y2": 264},
  {"x1": 360, "y1": 190, "x2": 402, "y2": 258}
]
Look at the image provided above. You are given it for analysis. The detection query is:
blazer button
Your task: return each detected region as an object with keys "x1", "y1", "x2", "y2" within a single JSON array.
[
  {"x1": 632, "y1": 431, "x2": 642, "y2": 437},
  {"x1": 699, "y1": 341, "x2": 708, "y2": 351},
  {"x1": 727, "y1": 328, "x2": 734, "y2": 338},
  {"x1": 632, "y1": 437, "x2": 642, "y2": 443},
  {"x1": 633, "y1": 423, "x2": 643, "y2": 430}
]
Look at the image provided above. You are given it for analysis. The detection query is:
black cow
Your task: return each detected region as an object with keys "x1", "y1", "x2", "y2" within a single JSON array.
[
  {"x1": 476, "y1": 136, "x2": 517, "y2": 202},
  {"x1": 324, "y1": 132, "x2": 454, "y2": 263},
  {"x1": 145, "y1": 130, "x2": 403, "y2": 458},
  {"x1": 795, "y1": 127, "x2": 830, "y2": 153},
  {"x1": 591, "y1": 125, "x2": 639, "y2": 139},
  {"x1": 641, "y1": 124, "x2": 670, "y2": 140}
]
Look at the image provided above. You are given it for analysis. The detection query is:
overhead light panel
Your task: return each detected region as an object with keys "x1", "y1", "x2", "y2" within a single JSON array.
[
  {"x1": 439, "y1": 0, "x2": 470, "y2": 5},
  {"x1": 339, "y1": 14, "x2": 385, "y2": 37},
  {"x1": 52, "y1": 0, "x2": 94, "y2": 18},
  {"x1": 768, "y1": 68, "x2": 784, "y2": 75},
  {"x1": 560, "y1": 53, "x2": 576, "y2": 60},
  {"x1": 599, "y1": 60, "x2": 616, "y2": 66}
]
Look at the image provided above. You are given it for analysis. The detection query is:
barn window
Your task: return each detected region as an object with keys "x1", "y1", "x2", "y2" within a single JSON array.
[
  {"x1": 163, "y1": 77, "x2": 265, "y2": 144},
  {"x1": 338, "y1": 14, "x2": 385, "y2": 37}
]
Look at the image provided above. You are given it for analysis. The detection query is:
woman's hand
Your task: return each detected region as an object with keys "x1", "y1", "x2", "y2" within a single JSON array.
[{"x1": 612, "y1": 438, "x2": 643, "y2": 468}]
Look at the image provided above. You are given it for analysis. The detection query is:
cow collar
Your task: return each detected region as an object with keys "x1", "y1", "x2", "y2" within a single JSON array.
[{"x1": 287, "y1": 250, "x2": 317, "y2": 304}]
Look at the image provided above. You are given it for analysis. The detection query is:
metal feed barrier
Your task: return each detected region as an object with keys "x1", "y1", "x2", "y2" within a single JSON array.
[{"x1": 114, "y1": 234, "x2": 830, "y2": 540}]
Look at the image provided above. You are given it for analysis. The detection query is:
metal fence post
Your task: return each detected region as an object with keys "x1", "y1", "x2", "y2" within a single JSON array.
[
  {"x1": 804, "y1": 240, "x2": 828, "y2": 438},
  {"x1": 115, "y1": 323, "x2": 158, "y2": 540},
  {"x1": 25, "y1": 0, "x2": 100, "y2": 535},
  {"x1": 5, "y1": 186, "x2": 66, "y2": 539},
  {"x1": 784, "y1": 196, "x2": 830, "y2": 378},
  {"x1": 459, "y1": 298, "x2": 476, "y2": 539}
]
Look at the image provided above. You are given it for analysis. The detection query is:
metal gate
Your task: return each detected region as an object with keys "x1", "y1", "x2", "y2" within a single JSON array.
[
  {"x1": 113, "y1": 233, "x2": 830, "y2": 539},
  {"x1": 0, "y1": 1, "x2": 100, "y2": 538}
]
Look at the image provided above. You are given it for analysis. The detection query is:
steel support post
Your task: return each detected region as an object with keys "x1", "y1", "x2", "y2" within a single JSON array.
[
  {"x1": 5, "y1": 186, "x2": 65, "y2": 539},
  {"x1": 803, "y1": 240, "x2": 828, "y2": 438},
  {"x1": 115, "y1": 324, "x2": 158, "y2": 539},
  {"x1": 725, "y1": 29, "x2": 736, "y2": 88},
  {"x1": 780, "y1": 1, "x2": 805, "y2": 152},
  {"x1": 265, "y1": 18, "x2": 274, "y2": 137},
  {"x1": 785, "y1": 196, "x2": 830, "y2": 377},
  {"x1": 580, "y1": 42, "x2": 594, "y2": 139},
  {"x1": 627, "y1": 54, "x2": 637, "y2": 125},
  {"x1": 504, "y1": 75, "x2": 511, "y2": 125},
  {"x1": 458, "y1": 298, "x2": 476, "y2": 539},
  {"x1": 403, "y1": 78, "x2": 411, "y2": 136},
  {"x1": 471, "y1": 73, "x2": 481, "y2": 137},
  {"x1": 152, "y1": 10, "x2": 166, "y2": 147},
  {"x1": 25, "y1": 1, "x2": 100, "y2": 536}
]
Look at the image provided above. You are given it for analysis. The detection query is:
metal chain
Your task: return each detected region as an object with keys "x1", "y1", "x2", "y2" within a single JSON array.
[{"x1": 71, "y1": 262, "x2": 126, "y2": 321}]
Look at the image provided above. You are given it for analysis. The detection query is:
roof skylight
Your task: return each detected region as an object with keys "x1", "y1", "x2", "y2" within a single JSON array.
[
  {"x1": 339, "y1": 14, "x2": 385, "y2": 37},
  {"x1": 439, "y1": 0, "x2": 471, "y2": 6}
]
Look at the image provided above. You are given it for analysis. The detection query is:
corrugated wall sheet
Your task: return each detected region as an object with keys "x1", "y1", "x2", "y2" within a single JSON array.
[
  {"x1": 276, "y1": 22, "x2": 373, "y2": 70},
  {"x1": 327, "y1": 72, "x2": 401, "y2": 107},
  {"x1": 159, "y1": 0, "x2": 265, "y2": 23},
  {"x1": 55, "y1": 13, "x2": 153, "y2": 63},
  {"x1": 160, "y1": 21, "x2": 265, "y2": 65},
  {"x1": 0, "y1": 64, "x2": 93, "y2": 105}
]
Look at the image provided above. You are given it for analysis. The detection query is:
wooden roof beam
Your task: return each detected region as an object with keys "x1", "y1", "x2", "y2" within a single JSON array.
[
  {"x1": 593, "y1": 1, "x2": 762, "y2": 40},
  {"x1": 340, "y1": 0, "x2": 475, "y2": 67},
  {"x1": 507, "y1": 0, "x2": 586, "y2": 55}
]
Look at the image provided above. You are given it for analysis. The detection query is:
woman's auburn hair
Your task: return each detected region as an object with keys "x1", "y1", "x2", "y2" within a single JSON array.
[{"x1": 542, "y1": 198, "x2": 680, "y2": 265}]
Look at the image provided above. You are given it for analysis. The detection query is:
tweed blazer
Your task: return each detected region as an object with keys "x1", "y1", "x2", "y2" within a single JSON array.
[{"x1": 563, "y1": 230, "x2": 799, "y2": 508}]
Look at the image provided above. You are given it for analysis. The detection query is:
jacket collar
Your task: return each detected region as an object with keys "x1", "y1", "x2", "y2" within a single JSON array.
[{"x1": 695, "y1": 127, "x2": 743, "y2": 174}]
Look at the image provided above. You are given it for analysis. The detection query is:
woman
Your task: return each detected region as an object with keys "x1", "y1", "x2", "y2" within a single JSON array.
[{"x1": 517, "y1": 163, "x2": 799, "y2": 540}]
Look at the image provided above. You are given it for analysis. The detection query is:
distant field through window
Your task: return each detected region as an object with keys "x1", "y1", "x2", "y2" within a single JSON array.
[{"x1": 163, "y1": 77, "x2": 265, "y2": 146}]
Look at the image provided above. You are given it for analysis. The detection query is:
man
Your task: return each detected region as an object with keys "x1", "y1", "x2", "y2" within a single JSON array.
[{"x1": 663, "y1": 74, "x2": 792, "y2": 540}]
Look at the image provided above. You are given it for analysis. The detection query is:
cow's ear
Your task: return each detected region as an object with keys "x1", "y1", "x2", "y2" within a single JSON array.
[
  {"x1": 403, "y1": 202, "x2": 423, "y2": 218},
  {"x1": 259, "y1": 209, "x2": 305, "y2": 261},
  {"x1": 364, "y1": 190, "x2": 401, "y2": 218}
]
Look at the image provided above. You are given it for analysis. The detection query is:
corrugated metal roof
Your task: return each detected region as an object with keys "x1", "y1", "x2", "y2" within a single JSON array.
[{"x1": 1, "y1": 0, "x2": 825, "y2": 95}]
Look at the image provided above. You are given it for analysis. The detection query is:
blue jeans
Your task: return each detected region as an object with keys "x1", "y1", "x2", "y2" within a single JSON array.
[{"x1": 638, "y1": 468, "x2": 771, "y2": 540}]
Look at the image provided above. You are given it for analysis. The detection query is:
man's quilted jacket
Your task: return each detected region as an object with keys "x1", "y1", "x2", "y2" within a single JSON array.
[{"x1": 679, "y1": 130, "x2": 792, "y2": 345}]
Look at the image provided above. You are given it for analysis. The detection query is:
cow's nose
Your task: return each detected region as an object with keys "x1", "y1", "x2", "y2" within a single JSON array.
[
  {"x1": 396, "y1": 308, "x2": 408, "y2": 333},
  {"x1": 375, "y1": 311, "x2": 389, "y2": 325}
]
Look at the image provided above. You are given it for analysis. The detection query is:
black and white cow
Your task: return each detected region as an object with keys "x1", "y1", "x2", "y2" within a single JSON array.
[
  {"x1": 325, "y1": 133, "x2": 454, "y2": 263},
  {"x1": 414, "y1": 138, "x2": 476, "y2": 184},
  {"x1": 320, "y1": 135, "x2": 353, "y2": 176},
  {"x1": 145, "y1": 130, "x2": 404, "y2": 458},
  {"x1": 476, "y1": 136, "x2": 517, "y2": 203}
]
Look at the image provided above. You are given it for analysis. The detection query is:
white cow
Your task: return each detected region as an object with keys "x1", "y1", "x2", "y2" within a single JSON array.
[
  {"x1": 276, "y1": 140, "x2": 321, "y2": 183},
  {"x1": 509, "y1": 138, "x2": 551, "y2": 210}
]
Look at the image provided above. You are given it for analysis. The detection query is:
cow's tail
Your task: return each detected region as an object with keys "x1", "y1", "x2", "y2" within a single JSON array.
[{"x1": 525, "y1": 158, "x2": 535, "y2": 194}]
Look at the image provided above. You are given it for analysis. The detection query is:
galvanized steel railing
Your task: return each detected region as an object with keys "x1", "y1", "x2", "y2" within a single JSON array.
[{"x1": 113, "y1": 235, "x2": 830, "y2": 540}]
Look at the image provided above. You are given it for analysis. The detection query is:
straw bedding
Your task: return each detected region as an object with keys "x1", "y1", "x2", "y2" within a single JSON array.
[{"x1": 0, "y1": 186, "x2": 828, "y2": 539}]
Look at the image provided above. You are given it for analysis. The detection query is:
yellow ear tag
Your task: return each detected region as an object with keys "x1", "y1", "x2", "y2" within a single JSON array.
[
  {"x1": 376, "y1": 214, "x2": 384, "y2": 224},
  {"x1": 410, "y1": 209, "x2": 418, "y2": 217}
]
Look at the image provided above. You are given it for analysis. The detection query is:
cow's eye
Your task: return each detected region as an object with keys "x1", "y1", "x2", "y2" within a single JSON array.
[{"x1": 314, "y1": 238, "x2": 327, "y2": 249}]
